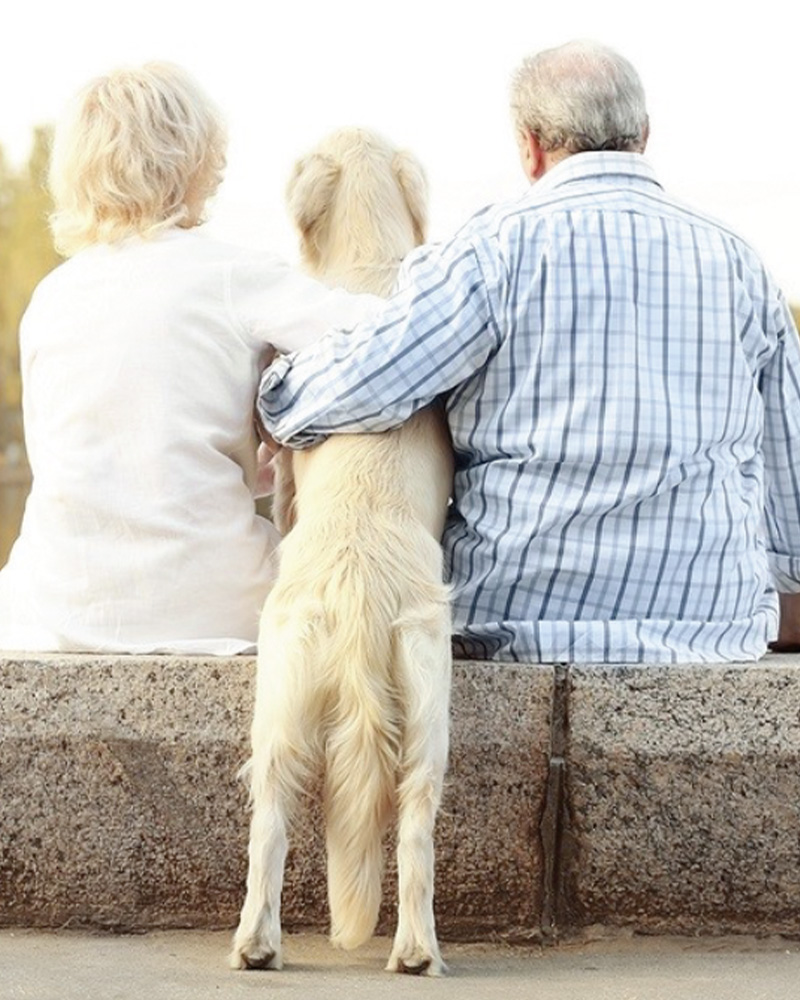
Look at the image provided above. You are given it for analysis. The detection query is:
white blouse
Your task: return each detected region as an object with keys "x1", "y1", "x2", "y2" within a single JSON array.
[{"x1": 0, "y1": 229, "x2": 378, "y2": 653}]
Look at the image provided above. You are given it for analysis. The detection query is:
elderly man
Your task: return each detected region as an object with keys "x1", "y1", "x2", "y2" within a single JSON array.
[{"x1": 258, "y1": 40, "x2": 800, "y2": 663}]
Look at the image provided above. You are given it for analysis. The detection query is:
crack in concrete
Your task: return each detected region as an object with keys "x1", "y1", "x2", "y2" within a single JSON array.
[{"x1": 539, "y1": 663, "x2": 570, "y2": 941}]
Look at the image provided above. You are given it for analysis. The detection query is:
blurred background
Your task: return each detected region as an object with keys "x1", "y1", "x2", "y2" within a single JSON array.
[
  {"x1": 2, "y1": 0, "x2": 798, "y2": 566},
  {"x1": 0, "y1": 128, "x2": 60, "y2": 565}
]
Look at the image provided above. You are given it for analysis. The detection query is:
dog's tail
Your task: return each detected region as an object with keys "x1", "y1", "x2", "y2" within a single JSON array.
[{"x1": 323, "y1": 596, "x2": 400, "y2": 951}]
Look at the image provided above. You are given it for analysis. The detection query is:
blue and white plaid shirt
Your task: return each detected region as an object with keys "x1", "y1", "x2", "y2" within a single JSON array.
[{"x1": 259, "y1": 152, "x2": 800, "y2": 663}]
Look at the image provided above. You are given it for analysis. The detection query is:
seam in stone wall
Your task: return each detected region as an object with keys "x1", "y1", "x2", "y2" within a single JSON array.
[{"x1": 538, "y1": 663, "x2": 570, "y2": 940}]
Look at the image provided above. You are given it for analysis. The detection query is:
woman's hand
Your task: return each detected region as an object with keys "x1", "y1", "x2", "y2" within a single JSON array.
[{"x1": 254, "y1": 438, "x2": 280, "y2": 498}]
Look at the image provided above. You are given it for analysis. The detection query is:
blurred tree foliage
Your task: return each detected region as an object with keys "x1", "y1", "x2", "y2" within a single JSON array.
[{"x1": 0, "y1": 127, "x2": 62, "y2": 452}]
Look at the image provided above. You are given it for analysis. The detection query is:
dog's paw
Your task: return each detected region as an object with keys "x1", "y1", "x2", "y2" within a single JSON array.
[
  {"x1": 386, "y1": 943, "x2": 445, "y2": 977},
  {"x1": 229, "y1": 934, "x2": 283, "y2": 971}
]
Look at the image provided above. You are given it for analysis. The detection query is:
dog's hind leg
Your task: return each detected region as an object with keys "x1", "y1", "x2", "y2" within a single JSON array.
[
  {"x1": 230, "y1": 615, "x2": 321, "y2": 971},
  {"x1": 386, "y1": 614, "x2": 451, "y2": 976},
  {"x1": 230, "y1": 749, "x2": 293, "y2": 970}
]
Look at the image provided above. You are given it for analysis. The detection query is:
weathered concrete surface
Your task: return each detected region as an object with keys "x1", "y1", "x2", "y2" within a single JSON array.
[
  {"x1": 424, "y1": 660, "x2": 552, "y2": 938},
  {"x1": 0, "y1": 654, "x2": 552, "y2": 937},
  {"x1": 563, "y1": 659, "x2": 800, "y2": 935},
  {"x1": 1, "y1": 656, "x2": 253, "y2": 929}
]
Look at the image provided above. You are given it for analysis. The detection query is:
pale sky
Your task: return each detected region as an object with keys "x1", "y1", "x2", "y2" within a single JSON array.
[{"x1": 3, "y1": 0, "x2": 798, "y2": 301}]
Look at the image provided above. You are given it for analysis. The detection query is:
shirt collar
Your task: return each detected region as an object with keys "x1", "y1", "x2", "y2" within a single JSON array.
[{"x1": 530, "y1": 151, "x2": 663, "y2": 196}]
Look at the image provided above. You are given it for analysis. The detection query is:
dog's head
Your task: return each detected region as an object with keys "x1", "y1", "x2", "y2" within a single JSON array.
[{"x1": 286, "y1": 128, "x2": 428, "y2": 288}]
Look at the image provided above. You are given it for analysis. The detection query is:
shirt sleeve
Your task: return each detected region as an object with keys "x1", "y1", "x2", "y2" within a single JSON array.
[
  {"x1": 256, "y1": 236, "x2": 503, "y2": 447},
  {"x1": 761, "y1": 295, "x2": 800, "y2": 592},
  {"x1": 227, "y1": 251, "x2": 383, "y2": 354}
]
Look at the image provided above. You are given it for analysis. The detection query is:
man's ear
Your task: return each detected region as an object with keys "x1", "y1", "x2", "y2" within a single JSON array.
[{"x1": 517, "y1": 129, "x2": 547, "y2": 182}]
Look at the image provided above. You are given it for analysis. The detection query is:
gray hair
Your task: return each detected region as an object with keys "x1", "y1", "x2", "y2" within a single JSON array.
[{"x1": 510, "y1": 40, "x2": 649, "y2": 154}]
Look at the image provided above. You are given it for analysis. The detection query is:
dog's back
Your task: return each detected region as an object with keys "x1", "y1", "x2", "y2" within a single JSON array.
[{"x1": 273, "y1": 410, "x2": 451, "y2": 946}]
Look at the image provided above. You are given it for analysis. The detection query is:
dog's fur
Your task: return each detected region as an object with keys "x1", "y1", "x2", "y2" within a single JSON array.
[{"x1": 231, "y1": 128, "x2": 453, "y2": 976}]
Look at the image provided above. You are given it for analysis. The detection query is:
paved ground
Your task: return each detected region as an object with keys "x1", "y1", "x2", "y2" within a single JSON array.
[{"x1": 1, "y1": 929, "x2": 799, "y2": 1000}]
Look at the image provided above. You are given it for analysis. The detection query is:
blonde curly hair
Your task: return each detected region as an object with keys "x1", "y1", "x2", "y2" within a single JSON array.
[{"x1": 48, "y1": 62, "x2": 227, "y2": 256}]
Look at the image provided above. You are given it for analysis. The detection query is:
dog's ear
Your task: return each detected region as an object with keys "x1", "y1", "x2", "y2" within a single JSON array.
[
  {"x1": 392, "y1": 151, "x2": 428, "y2": 246},
  {"x1": 286, "y1": 153, "x2": 341, "y2": 240}
]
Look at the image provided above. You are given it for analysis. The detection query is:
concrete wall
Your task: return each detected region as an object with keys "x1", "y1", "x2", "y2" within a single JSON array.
[{"x1": 2, "y1": 653, "x2": 799, "y2": 939}]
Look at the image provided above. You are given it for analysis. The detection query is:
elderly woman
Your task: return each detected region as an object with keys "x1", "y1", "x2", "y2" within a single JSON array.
[{"x1": 0, "y1": 63, "x2": 377, "y2": 653}]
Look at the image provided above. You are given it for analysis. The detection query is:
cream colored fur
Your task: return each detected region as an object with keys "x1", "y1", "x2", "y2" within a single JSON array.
[{"x1": 231, "y1": 128, "x2": 453, "y2": 976}]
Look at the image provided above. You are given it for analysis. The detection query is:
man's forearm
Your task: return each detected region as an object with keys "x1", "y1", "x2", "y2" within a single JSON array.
[{"x1": 257, "y1": 238, "x2": 501, "y2": 447}]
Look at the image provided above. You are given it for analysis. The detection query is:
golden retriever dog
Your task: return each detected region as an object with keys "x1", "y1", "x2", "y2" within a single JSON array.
[{"x1": 231, "y1": 128, "x2": 453, "y2": 976}]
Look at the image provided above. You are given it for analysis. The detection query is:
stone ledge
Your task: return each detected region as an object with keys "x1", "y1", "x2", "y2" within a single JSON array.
[
  {"x1": 562, "y1": 660, "x2": 800, "y2": 936},
  {"x1": 0, "y1": 654, "x2": 551, "y2": 938},
  {"x1": 1, "y1": 652, "x2": 799, "y2": 939}
]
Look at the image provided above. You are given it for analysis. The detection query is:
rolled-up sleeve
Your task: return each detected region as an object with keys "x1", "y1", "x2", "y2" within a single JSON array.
[{"x1": 257, "y1": 236, "x2": 503, "y2": 447}]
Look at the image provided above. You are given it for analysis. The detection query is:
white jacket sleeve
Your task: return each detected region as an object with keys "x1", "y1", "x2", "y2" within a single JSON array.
[{"x1": 226, "y1": 252, "x2": 383, "y2": 354}]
